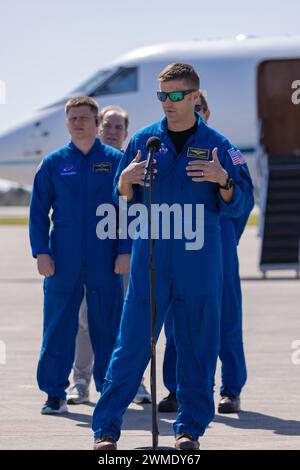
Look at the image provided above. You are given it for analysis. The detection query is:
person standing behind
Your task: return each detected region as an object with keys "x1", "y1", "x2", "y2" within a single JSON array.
[
  {"x1": 67, "y1": 105, "x2": 151, "y2": 405},
  {"x1": 99, "y1": 105, "x2": 129, "y2": 151},
  {"x1": 30, "y1": 97, "x2": 131, "y2": 415},
  {"x1": 194, "y1": 91, "x2": 210, "y2": 121},
  {"x1": 159, "y1": 92, "x2": 253, "y2": 414}
]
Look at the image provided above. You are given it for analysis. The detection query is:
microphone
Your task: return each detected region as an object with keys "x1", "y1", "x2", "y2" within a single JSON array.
[{"x1": 144, "y1": 136, "x2": 161, "y2": 180}]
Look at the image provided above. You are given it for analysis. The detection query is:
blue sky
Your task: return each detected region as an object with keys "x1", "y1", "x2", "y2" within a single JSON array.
[{"x1": 0, "y1": 0, "x2": 299, "y2": 131}]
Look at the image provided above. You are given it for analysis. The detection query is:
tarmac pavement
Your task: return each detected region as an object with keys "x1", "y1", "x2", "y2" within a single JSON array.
[{"x1": 0, "y1": 225, "x2": 299, "y2": 450}]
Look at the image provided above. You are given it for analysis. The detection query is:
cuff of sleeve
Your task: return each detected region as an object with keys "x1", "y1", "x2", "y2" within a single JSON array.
[
  {"x1": 113, "y1": 186, "x2": 138, "y2": 207},
  {"x1": 118, "y1": 238, "x2": 133, "y2": 255},
  {"x1": 32, "y1": 248, "x2": 51, "y2": 259},
  {"x1": 218, "y1": 185, "x2": 244, "y2": 218}
]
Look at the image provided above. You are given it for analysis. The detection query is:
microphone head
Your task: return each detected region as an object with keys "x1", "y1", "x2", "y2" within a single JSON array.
[{"x1": 146, "y1": 136, "x2": 161, "y2": 153}]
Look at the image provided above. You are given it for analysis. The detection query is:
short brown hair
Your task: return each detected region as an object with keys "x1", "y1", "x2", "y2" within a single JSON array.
[
  {"x1": 65, "y1": 96, "x2": 99, "y2": 117},
  {"x1": 99, "y1": 105, "x2": 129, "y2": 131},
  {"x1": 158, "y1": 63, "x2": 200, "y2": 89}
]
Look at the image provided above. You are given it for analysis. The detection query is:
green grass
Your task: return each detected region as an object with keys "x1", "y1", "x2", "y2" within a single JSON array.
[
  {"x1": 0, "y1": 213, "x2": 259, "y2": 227},
  {"x1": 247, "y1": 212, "x2": 259, "y2": 226},
  {"x1": 0, "y1": 217, "x2": 29, "y2": 225}
]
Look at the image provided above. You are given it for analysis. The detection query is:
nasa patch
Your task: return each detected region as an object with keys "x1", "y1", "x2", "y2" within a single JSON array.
[{"x1": 157, "y1": 142, "x2": 169, "y2": 154}]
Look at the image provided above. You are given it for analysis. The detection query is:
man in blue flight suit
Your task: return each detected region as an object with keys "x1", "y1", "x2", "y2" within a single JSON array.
[
  {"x1": 92, "y1": 63, "x2": 254, "y2": 450},
  {"x1": 29, "y1": 96, "x2": 131, "y2": 415},
  {"x1": 67, "y1": 105, "x2": 151, "y2": 406},
  {"x1": 159, "y1": 92, "x2": 254, "y2": 415}
]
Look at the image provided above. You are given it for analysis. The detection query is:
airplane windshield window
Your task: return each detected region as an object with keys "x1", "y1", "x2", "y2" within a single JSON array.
[
  {"x1": 90, "y1": 67, "x2": 137, "y2": 96},
  {"x1": 72, "y1": 69, "x2": 112, "y2": 95}
]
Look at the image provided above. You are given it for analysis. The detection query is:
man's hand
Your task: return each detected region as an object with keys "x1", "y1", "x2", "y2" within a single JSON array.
[
  {"x1": 186, "y1": 147, "x2": 228, "y2": 185},
  {"x1": 37, "y1": 254, "x2": 55, "y2": 277},
  {"x1": 114, "y1": 253, "x2": 131, "y2": 275},
  {"x1": 119, "y1": 150, "x2": 157, "y2": 189}
]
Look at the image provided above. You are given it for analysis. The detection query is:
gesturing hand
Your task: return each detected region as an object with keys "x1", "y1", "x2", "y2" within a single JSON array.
[
  {"x1": 186, "y1": 147, "x2": 228, "y2": 186},
  {"x1": 120, "y1": 150, "x2": 157, "y2": 187}
]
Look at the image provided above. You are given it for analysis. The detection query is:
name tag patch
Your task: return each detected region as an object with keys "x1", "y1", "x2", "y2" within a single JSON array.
[
  {"x1": 187, "y1": 147, "x2": 210, "y2": 160},
  {"x1": 93, "y1": 162, "x2": 111, "y2": 173}
]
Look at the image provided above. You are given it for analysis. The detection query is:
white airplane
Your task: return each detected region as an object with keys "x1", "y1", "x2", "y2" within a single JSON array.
[{"x1": 1, "y1": 34, "x2": 300, "y2": 186}]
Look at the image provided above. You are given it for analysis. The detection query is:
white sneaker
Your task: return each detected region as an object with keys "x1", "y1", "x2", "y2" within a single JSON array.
[
  {"x1": 67, "y1": 379, "x2": 90, "y2": 404},
  {"x1": 133, "y1": 380, "x2": 151, "y2": 404}
]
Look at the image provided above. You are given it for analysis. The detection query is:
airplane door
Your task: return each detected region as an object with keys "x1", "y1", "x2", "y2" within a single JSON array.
[
  {"x1": 257, "y1": 58, "x2": 300, "y2": 275},
  {"x1": 22, "y1": 107, "x2": 67, "y2": 159},
  {"x1": 258, "y1": 58, "x2": 300, "y2": 156}
]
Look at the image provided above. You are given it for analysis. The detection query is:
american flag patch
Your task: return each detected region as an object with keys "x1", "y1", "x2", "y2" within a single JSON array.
[{"x1": 227, "y1": 148, "x2": 245, "y2": 165}]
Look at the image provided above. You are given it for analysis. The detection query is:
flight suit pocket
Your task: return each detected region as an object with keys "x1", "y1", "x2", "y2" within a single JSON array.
[
  {"x1": 86, "y1": 282, "x2": 123, "y2": 340},
  {"x1": 91, "y1": 170, "x2": 114, "y2": 203}
]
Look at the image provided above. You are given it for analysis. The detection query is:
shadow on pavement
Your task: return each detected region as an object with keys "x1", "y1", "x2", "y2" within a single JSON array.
[
  {"x1": 214, "y1": 410, "x2": 300, "y2": 436},
  {"x1": 56, "y1": 404, "x2": 176, "y2": 437},
  {"x1": 42, "y1": 407, "x2": 300, "y2": 439}
]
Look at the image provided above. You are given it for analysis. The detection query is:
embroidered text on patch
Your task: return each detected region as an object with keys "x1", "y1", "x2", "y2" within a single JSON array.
[{"x1": 93, "y1": 162, "x2": 111, "y2": 173}]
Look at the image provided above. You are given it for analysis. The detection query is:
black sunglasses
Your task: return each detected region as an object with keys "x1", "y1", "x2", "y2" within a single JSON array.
[{"x1": 157, "y1": 89, "x2": 197, "y2": 102}]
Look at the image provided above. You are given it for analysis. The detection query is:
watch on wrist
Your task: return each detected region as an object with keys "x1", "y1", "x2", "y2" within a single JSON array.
[{"x1": 218, "y1": 176, "x2": 234, "y2": 190}]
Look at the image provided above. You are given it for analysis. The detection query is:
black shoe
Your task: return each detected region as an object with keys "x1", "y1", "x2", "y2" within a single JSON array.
[
  {"x1": 218, "y1": 395, "x2": 241, "y2": 413},
  {"x1": 41, "y1": 396, "x2": 68, "y2": 415},
  {"x1": 158, "y1": 392, "x2": 179, "y2": 412}
]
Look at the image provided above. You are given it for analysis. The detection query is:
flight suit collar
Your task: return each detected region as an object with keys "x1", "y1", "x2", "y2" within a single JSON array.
[
  {"x1": 151, "y1": 115, "x2": 212, "y2": 183},
  {"x1": 154, "y1": 114, "x2": 211, "y2": 163},
  {"x1": 157, "y1": 113, "x2": 210, "y2": 143},
  {"x1": 65, "y1": 138, "x2": 102, "y2": 157}
]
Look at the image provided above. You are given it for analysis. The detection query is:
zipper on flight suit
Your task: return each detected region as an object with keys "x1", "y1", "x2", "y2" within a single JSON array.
[{"x1": 81, "y1": 152, "x2": 89, "y2": 269}]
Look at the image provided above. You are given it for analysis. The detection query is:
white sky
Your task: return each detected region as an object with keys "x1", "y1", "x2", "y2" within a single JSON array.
[{"x1": 0, "y1": 0, "x2": 299, "y2": 131}]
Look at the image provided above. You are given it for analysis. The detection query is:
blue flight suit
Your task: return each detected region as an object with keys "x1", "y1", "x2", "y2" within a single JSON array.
[
  {"x1": 92, "y1": 116, "x2": 253, "y2": 441},
  {"x1": 163, "y1": 207, "x2": 253, "y2": 398},
  {"x1": 29, "y1": 139, "x2": 130, "y2": 397}
]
